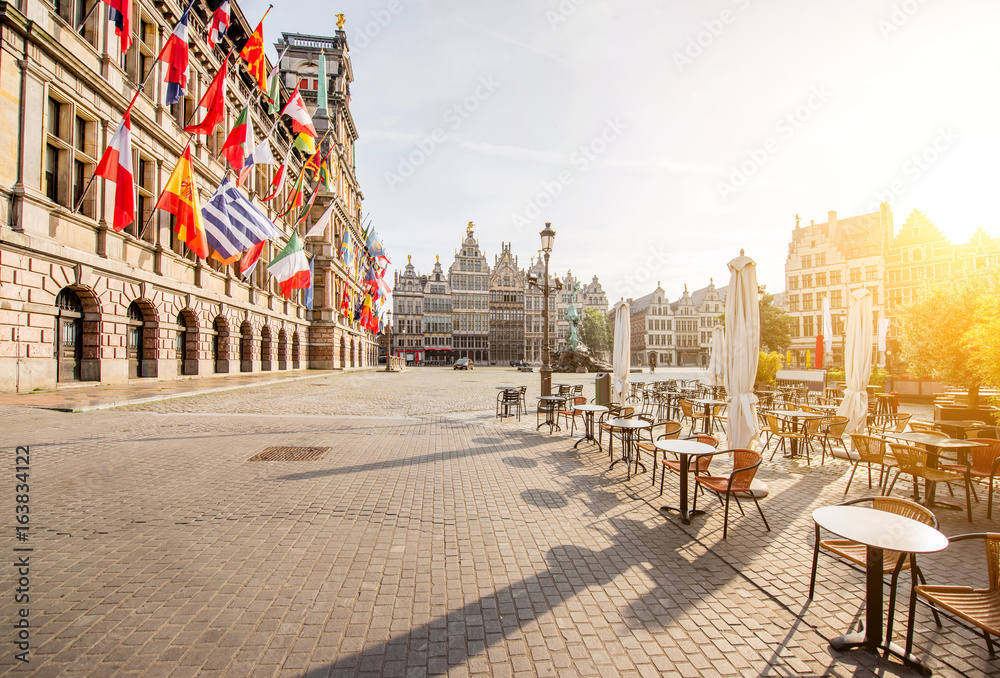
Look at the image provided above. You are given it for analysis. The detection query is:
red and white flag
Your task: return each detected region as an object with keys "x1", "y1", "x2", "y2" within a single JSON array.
[
  {"x1": 262, "y1": 146, "x2": 292, "y2": 202},
  {"x1": 206, "y1": 0, "x2": 230, "y2": 50},
  {"x1": 279, "y1": 85, "x2": 318, "y2": 137},
  {"x1": 94, "y1": 112, "x2": 135, "y2": 233}
]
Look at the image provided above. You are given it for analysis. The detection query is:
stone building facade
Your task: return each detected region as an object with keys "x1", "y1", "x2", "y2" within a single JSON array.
[
  {"x1": 488, "y1": 243, "x2": 524, "y2": 364},
  {"x1": 421, "y1": 257, "x2": 452, "y2": 364},
  {"x1": 448, "y1": 222, "x2": 490, "y2": 363},
  {"x1": 0, "y1": 4, "x2": 377, "y2": 392},
  {"x1": 391, "y1": 257, "x2": 425, "y2": 363},
  {"x1": 783, "y1": 205, "x2": 890, "y2": 367}
]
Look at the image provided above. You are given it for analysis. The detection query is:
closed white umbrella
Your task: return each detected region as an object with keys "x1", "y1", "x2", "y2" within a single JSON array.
[
  {"x1": 612, "y1": 300, "x2": 631, "y2": 404},
  {"x1": 837, "y1": 288, "x2": 873, "y2": 434},
  {"x1": 724, "y1": 251, "x2": 761, "y2": 449},
  {"x1": 708, "y1": 325, "x2": 726, "y2": 388}
]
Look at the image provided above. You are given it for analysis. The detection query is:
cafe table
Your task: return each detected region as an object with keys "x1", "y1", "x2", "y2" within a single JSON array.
[
  {"x1": 689, "y1": 397, "x2": 728, "y2": 435},
  {"x1": 880, "y1": 431, "x2": 987, "y2": 509},
  {"x1": 573, "y1": 404, "x2": 608, "y2": 450},
  {"x1": 656, "y1": 439, "x2": 722, "y2": 524},
  {"x1": 930, "y1": 420, "x2": 986, "y2": 440},
  {"x1": 606, "y1": 418, "x2": 652, "y2": 479},
  {"x1": 812, "y1": 505, "x2": 948, "y2": 674},
  {"x1": 536, "y1": 395, "x2": 566, "y2": 433},
  {"x1": 766, "y1": 410, "x2": 824, "y2": 458}
]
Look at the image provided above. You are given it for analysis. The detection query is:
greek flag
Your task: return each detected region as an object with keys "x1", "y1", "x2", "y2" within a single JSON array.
[{"x1": 202, "y1": 178, "x2": 282, "y2": 260}]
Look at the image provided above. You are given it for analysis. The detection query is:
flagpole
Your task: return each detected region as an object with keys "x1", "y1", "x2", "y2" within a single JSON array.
[
  {"x1": 72, "y1": 86, "x2": 146, "y2": 215},
  {"x1": 77, "y1": 0, "x2": 101, "y2": 31},
  {"x1": 183, "y1": 49, "x2": 234, "y2": 131}
]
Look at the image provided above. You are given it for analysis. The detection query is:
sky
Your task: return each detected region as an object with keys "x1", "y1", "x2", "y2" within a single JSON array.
[{"x1": 242, "y1": 0, "x2": 1000, "y2": 303}]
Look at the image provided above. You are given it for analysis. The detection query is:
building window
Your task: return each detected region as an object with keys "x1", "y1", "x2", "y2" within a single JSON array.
[
  {"x1": 802, "y1": 294, "x2": 813, "y2": 311},
  {"x1": 788, "y1": 276, "x2": 799, "y2": 290},
  {"x1": 802, "y1": 274, "x2": 812, "y2": 288},
  {"x1": 801, "y1": 255, "x2": 812, "y2": 268},
  {"x1": 816, "y1": 253, "x2": 826, "y2": 266},
  {"x1": 815, "y1": 272, "x2": 826, "y2": 287},
  {"x1": 831, "y1": 289, "x2": 842, "y2": 309},
  {"x1": 865, "y1": 266, "x2": 878, "y2": 281},
  {"x1": 830, "y1": 270, "x2": 842, "y2": 284},
  {"x1": 45, "y1": 144, "x2": 61, "y2": 203},
  {"x1": 788, "y1": 295, "x2": 799, "y2": 312},
  {"x1": 849, "y1": 268, "x2": 861, "y2": 283}
]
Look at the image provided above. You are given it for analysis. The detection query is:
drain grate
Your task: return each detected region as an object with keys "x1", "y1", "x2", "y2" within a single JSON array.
[{"x1": 249, "y1": 446, "x2": 331, "y2": 462}]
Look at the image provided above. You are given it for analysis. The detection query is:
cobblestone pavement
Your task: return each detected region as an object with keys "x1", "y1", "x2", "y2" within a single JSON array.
[{"x1": 0, "y1": 367, "x2": 995, "y2": 677}]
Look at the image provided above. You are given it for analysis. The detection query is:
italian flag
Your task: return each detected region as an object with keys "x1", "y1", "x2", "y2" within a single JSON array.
[{"x1": 267, "y1": 232, "x2": 311, "y2": 298}]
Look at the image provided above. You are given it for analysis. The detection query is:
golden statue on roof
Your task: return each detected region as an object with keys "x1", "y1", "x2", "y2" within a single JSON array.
[
  {"x1": 407, "y1": 254, "x2": 411, "y2": 264},
  {"x1": 467, "y1": 221, "x2": 474, "y2": 235},
  {"x1": 336, "y1": 14, "x2": 346, "y2": 30}
]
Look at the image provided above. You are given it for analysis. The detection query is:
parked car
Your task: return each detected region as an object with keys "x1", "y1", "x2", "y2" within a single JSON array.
[
  {"x1": 454, "y1": 358, "x2": 473, "y2": 370},
  {"x1": 509, "y1": 360, "x2": 527, "y2": 367}
]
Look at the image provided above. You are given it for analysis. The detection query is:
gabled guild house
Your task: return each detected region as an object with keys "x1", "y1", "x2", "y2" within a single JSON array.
[{"x1": 0, "y1": 1, "x2": 388, "y2": 392}]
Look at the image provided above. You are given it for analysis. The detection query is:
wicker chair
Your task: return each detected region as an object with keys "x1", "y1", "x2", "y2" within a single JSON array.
[
  {"x1": 844, "y1": 434, "x2": 896, "y2": 496},
  {"x1": 678, "y1": 400, "x2": 709, "y2": 436},
  {"x1": 807, "y1": 416, "x2": 849, "y2": 465},
  {"x1": 765, "y1": 413, "x2": 810, "y2": 463},
  {"x1": 909, "y1": 421, "x2": 938, "y2": 433},
  {"x1": 693, "y1": 449, "x2": 769, "y2": 539},
  {"x1": 559, "y1": 396, "x2": 588, "y2": 435},
  {"x1": 661, "y1": 434, "x2": 719, "y2": 496},
  {"x1": 939, "y1": 439, "x2": 1000, "y2": 519},
  {"x1": 888, "y1": 443, "x2": 973, "y2": 522},
  {"x1": 641, "y1": 421, "x2": 683, "y2": 489},
  {"x1": 600, "y1": 406, "x2": 634, "y2": 457},
  {"x1": 810, "y1": 496, "x2": 941, "y2": 644},
  {"x1": 906, "y1": 532, "x2": 1000, "y2": 657}
]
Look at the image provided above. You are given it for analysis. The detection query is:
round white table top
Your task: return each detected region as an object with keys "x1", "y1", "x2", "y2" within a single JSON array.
[
  {"x1": 812, "y1": 505, "x2": 949, "y2": 554},
  {"x1": 575, "y1": 404, "x2": 608, "y2": 413},
  {"x1": 606, "y1": 418, "x2": 652, "y2": 430},
  {"x1": 654, "y1": 439, "x2": 718, "y2": 455},
  {"x1": 767, "y1": 410, "x2": 824, "y2": 419}
]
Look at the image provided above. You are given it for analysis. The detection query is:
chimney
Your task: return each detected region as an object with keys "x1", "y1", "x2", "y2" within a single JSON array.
[{"x1": 828, "y1": 210, "x2": 838, "y2": 237}]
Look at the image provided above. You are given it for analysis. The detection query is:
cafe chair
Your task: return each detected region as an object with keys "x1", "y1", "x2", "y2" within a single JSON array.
[
  {"x1": 909, "y1": 421, "x2": 938, "y2": 434},
  {"x1": 496, "y1": 389, "x2": 521, "y2": 422},
  {"x1": 559, "y1": 396, "x2": 588, "y2": 435},
  {"x1": 765, "y1": 413, "x2": 810, "y2": 463},
  {"x1": 599, "y1": 406, "x2": 633, "y2": 458},
  {"x1": 906, "y1": 532, "x2": 1000, "y2": 657},
  {"x1": 692, "y1": 449, "x2": 768, "y2": 539},
  {"x1": 710, "y1": 403, "x2": 728, "y2": 435},
  {"x1": 517, "y1": 386, "x2": 528, "y2": 416},
  {"x1": 938, "y1": 439, "x2": 1000, "y2": 519},
  {"x1": 661, "y1": 434, "x2": 719, "y2": 497},
  {"x1": 844, "y1": 434, "x2": 897, "y2": 496},
  {"x1": 641, "y1": 421, "x2": 683, "y2": 489},
  {"x1": 806, "y1": 415, "x2": 849, "y2": 466},
  {"x1": 888, "y1": 443, "x2": 974, "y2": 523},
  {"x1": 810, "y1": 496, "x2": 941, "y2": 645},
  {"x1": 678, "y1": 400, "x2": 708, "y2": 436}
]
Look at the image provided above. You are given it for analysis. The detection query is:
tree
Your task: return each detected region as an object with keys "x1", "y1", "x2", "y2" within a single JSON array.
[
  {"x1": 580, "y1": 307, "x2": 612, "y2": 356},
  {"x1": 759, "y1": 293, "x2": 792, "y2": 353},
  {"x1": 899, "y1": 273, "x2": 985, "y2": 408},
  {"x1": 958, "y1": 269, "x2": 1000, "y2": 404}
]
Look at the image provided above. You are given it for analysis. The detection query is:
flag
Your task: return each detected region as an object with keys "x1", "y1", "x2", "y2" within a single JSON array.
[
  {"x1": 201, "y1": 177, "x2": 282, "y2": 261},
  {"x1": 304, "y1": 257, "x2": 315, "y2": 310},
  {"x1": 155, "y1": 144, "x2": 207, "y2": 258},
  {"x1": 293, "y1": 132, "x2": 316, "y2": 155},
  {"x1": 206, "y1": 0, "x2": 230, "y2": 50},
  {"x1": 221, "y1": 103, "x2": 253, "y2": 172},
  {"x1": 304, "y1": 202, "x2": 335, "y2": 239},
  {"x1": 101, "y1": 0, "x2": 131, "y2": 52},
  {"x1": 185, "y1": 58, "x2": 227, "y2": 135},
  {"x1": 241, "y1": 240, "x2": 265, "y2": 279},
  {"x1": 822, "y1": 295, "x2": 833, "y2": 357},
  {"x1": 262, "y1": 146, "x2": 292, "y2": 202},
  {"x1": 341, "y1": 229, "x2": 353, "y2": 267},
  {"x1": 294, "y1": 182, "x2": 320, "y2": 226},
  {"x1": 280, "y1": 85, "x2": 318, "y2": 137},
  {"x1": 158, "y1": 0, "x2": 194, "y2": 105},
  {"x1": 316, "y1": 50, "x2": 328, "y2": 113},
  {"x1": 267, "y1": 233, "x2": 311, "y2": 298},
  {"x1": 340, "y1": 284, "x2": 350, "y2": 317},
  {"x1": 319, "y1": 155, "x2": 335, "y2": 191},
  {"x1": 94, "y1": 112, "x2": 135, "y2": 233},
  {"x1": 237, "y1": 139, "x2": 276, "y2": 188},
  {"x1": 266, "y1": 62, "x2": 282, "y2": 115},
  {"x1": 240, "y1": 20, "x2": 267, "y2": 90},
  {"x1": 366, "y1": 230, "x2": 386, "y2": 259},
  {"x1": 304, "y1": 149, "x2": 322, "y2": 175},
  {"x1": 281, "y1": 170, "x2": 305, "y2": 217},
  {"x1": 359, "y1": 293, "x2": 373, "y2": 327}
]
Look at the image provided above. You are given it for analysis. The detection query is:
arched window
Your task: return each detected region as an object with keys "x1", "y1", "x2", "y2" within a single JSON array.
[
  {"x1": 126, "y1": 302, "x2": 146, "y2": 378},
  {"x1": 55, "y1": 288, "x2": 83, "y2": 382}
]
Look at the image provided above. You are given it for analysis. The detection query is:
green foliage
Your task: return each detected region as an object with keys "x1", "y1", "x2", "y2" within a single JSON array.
[
  {"x1": 755, "y1": 351, "x2": 784, "y2": 386},
  {"x1": 580, "y1": 307, "x2": 612, "y2": 356},
  {"x1": 760, "y1": 293, "x2": 792, "y2": 353},
  {"x1": 824, "y1": 366, "x2": 887, "y2": 388},
  {"x1": 899, "y1": 272, "x2": 988, "y2": 405}
]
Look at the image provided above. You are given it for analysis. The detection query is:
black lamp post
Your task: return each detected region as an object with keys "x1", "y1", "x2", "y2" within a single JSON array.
[{"x1": 528, "y1": 223, "x2": 557, "y2": 396}]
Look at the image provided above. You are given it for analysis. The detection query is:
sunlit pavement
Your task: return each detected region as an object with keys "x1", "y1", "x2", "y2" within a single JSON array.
[{"x1": 0, "y1": 366, "x2": 993, "y2": 677}]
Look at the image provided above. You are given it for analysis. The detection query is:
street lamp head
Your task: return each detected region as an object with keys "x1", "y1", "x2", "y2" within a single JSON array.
[
  {"x1": 527, "y1": 272, "x2": 539, "y2": 287},
  {"x1": 554, "y1": 276, "x2": 563, "y2": 291},
  {"x1": 540, "y1": 223, "x2": 556, "y2": 252}
]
